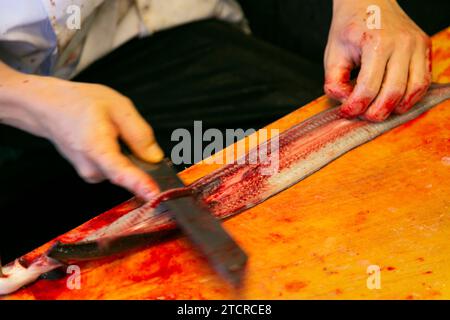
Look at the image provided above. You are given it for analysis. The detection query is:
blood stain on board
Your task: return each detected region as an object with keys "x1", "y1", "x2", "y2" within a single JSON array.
[{"x1": 285, "y1": 281, "x2": 308, "y2": 292}]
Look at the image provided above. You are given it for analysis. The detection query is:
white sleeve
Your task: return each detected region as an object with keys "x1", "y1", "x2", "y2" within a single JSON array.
[
  {"x1": 0, "y1": 0, "x2": 57, "y2": 74},
  {"x1": 135, "y1": 0, "x2": 246, "y2": 35}
]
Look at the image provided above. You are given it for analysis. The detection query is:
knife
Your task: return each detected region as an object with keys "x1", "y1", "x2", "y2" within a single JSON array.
[{"x1": 130, "y1": 156, "x2": 248, "y2": 287}]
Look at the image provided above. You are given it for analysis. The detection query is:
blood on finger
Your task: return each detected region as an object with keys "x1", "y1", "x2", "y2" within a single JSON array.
[
  {"x1": 361, "y1": 32, "x2": 373, "y2": 46},
  {"x1": 324, "y1": 66, "x2": 353, "y2": 101},
  {"x1": 340, "y1": 96, "x2": 373, "y2": 117},
  {"x1": 396, "y1": 84, "x2": 428, "y2": 114},
  {"x1": 365, "y1": 92, "x2": 403, "y2": 122},
  {"x1": 324, "y1": 81, "x2": 353, "y2": 101}
]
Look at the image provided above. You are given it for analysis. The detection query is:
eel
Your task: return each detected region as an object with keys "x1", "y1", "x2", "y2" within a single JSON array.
[{"x1": 1, "y1": 83, "x2": 450, "y2": 296}]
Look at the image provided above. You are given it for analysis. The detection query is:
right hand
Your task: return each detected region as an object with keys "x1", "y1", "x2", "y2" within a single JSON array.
[{"x1": 3, "y1": 71, "x2": 164, "y2": 200}]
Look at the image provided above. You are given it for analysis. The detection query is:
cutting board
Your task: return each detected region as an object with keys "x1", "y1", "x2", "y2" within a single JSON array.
[{"x1": 4, "y1": 27, "x2": 450, "y2": 300}]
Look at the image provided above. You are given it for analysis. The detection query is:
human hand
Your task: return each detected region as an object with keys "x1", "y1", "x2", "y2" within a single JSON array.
[
  {"x1": 324, "y1": 0, "x2": 431, "y2": 121},
  {"x1": 2, "y1": 70, "x2": 163, "y2": 200}
]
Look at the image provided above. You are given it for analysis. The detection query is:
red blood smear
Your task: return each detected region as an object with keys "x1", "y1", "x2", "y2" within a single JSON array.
[
  {"x1": 386, "y1": 266, "x2": 396, "y2": 271},
  {"x1": 432, "y1": 48, "x2": 450, "y2": 62},
  {"x1": 147, "y1": 187, "x2": 193, "y2": 209},
  {"x1": 284, "y1": 281, "x2": 308, "y2": 292},
  {"x1": 31, "y1": 282, "x2": 66, "y2": 300},
  {"x1": 27, "y1": 276, "x2": 70, "y2": 300},
  {"x1": 441, "y1": 64, "x2": 450, "y2": 78},
  {"x1": 128, "y1": 246, "x2": 185, "y2": 283},
  {"x1": 367, "y1": 93, "x2": 403, "y2": 121},
  {"x1": 398, "y1": 86, "x2": 428, "y2": 112},
  {"x1": 340, "y1": 97, "x2": 373, "y2": 117},
  {"x1": 203, "y1": 164, "x2": 266, "y2": 217},
  {"x1": 325, "y1": 84, "x2": 352, "y2": 100},
  {"x1": 324, "y1": 68, "x2": 353, "y2": 100},
  {"x1": 360, "y1": 32, "x2": 373, "y2": 46}
]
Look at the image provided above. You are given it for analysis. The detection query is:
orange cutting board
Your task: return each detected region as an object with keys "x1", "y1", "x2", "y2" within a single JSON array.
[{"x1": 4, "y1": 27, "x2": 450, "y2": 300}]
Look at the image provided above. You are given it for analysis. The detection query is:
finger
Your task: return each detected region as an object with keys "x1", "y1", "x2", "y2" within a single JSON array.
[
  {"x1": 340, "y1": 39, "x2": 391, "y2": 117},
  {"x1": 364, "y1": 43, "x2": 411, "y2": 122},
  {"x1": 324, "y1": 44, "x2": 354, "y2": 101},
  {"x1": 395, "y1": 37, "x2": 432, "y2": 114},
  {"x1": 75, "y1": 157, "x2": 106, "y2": 183},
  {"x1": 84, "y1": 117, "x2": 159, "y2": 200},
  {"x1": 111, "y1": 99, "x2": 164, "y2": 163},
  {"x1": 88, "y1": 141, "x2": 160, "y2": 200},
  {"x1": 57, "y1": 144, "x2": 106, "y2": 183}
]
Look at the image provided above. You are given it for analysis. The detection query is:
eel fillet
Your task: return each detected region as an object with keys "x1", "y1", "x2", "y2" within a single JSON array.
[{"x1": 1, "y1": 83, "x2": 450, "y2": 296}]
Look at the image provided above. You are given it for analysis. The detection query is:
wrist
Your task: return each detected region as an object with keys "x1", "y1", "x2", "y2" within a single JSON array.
[{"x1": 0, "y1": 64, "x2": 50, "y2": 135}]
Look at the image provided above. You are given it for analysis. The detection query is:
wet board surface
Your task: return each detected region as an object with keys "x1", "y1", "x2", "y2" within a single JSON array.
[{"x1": 3, "y1": 27, "x2": 450, "y2": 300}]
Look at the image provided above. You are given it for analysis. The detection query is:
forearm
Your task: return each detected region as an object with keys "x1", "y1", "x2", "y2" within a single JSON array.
[{"x1": 0, "y1": 61, "x2": 43, "y2": 135}]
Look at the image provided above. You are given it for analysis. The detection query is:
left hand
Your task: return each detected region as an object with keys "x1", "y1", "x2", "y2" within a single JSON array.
[{"x1": 324, "y1": 0, "x2": 432, "y2": 121}]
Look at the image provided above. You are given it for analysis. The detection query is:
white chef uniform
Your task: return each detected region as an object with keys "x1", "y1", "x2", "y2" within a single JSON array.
[{"x1": 0, "y1": 0, "x2": 246, "y2": 79}]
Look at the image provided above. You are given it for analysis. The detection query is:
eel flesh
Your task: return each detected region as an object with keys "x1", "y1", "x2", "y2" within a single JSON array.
[{"x1": 1, "y1": 83, "x2": 449, "y2": 296}]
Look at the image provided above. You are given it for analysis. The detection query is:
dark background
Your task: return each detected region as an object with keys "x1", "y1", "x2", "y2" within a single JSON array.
[
  {"x1": 1, "y1": 0, "x2": 449, "y2": 263},
  {"x1": 239, "y1": 0, "x2": 450, "y2": 65}
]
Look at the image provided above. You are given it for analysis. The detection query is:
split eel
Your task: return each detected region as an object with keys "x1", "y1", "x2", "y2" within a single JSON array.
[{"x1": 1, "y1": 83, "x2": 450, "y2": 296}]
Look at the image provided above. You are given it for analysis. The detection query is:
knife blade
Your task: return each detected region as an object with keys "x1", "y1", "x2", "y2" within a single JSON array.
[{"x1": 130, "y1": 156, "x2": 248, "y2": 287}]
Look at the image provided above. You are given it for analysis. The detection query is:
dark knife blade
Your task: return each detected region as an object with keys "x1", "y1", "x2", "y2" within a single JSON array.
[{"x1": 131, "y1": 156, "x2": 248, "y2": 287}]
